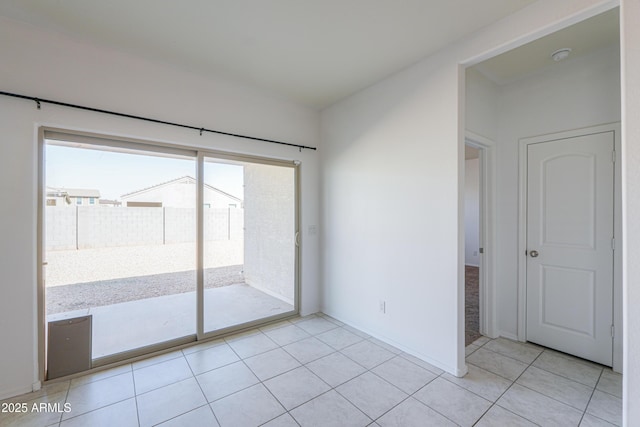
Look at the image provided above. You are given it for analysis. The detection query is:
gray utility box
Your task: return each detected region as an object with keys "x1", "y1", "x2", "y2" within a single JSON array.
[{"x1": 47, "y1": 315, "x2": 92, "y2": 380}]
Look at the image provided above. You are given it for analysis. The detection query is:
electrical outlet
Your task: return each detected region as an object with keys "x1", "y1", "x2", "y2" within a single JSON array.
[{"x1": 379, "y1": 300, "x2": 386, "y2": 314}]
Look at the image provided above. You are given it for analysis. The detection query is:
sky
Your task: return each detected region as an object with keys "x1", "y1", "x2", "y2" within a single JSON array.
[{"x1": 45, "y1": 143, "x2": 244, "y2": 201}]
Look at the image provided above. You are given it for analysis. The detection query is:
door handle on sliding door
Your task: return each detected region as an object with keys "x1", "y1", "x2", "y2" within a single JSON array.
[{"x1": 295, "y1": 231, "x2": 300, "y2": 247}]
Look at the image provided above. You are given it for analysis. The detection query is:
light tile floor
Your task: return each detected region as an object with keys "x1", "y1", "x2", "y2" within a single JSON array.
[{"x1": 0, "y1": 313, "x2": 623, "y2": 427}]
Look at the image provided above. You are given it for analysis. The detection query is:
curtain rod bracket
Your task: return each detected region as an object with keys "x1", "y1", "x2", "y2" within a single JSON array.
[
  {"x1": 199, "y1": 128, "x2": 204, "y2": 136},
  {"x1": 35, "y1": 98, "x2": 41, "y2": 110}
]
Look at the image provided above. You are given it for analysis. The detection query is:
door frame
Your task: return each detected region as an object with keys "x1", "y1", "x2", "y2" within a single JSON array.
[
  {"x1": 195, "y1": 150, "x2": 300, "y2": 341},
  {"x1": 465, "y1": 131, "x2": 497, "y2": 339},
  {"x1": 38, "y1": 127, "x2": 300, "y2": 380},
  {"x1": 517, "y1": 122, "x2": 622, "y2": 372}
]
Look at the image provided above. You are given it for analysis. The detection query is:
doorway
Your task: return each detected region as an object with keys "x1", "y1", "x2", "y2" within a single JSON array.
[
  {"x1": 462, "y1": 7, "x2": 621, "y2": 371},
  {"x1": 40, "y1": 129, "x2": 299, "y2": 379},
  {"x1": 463, "y1": 134, "x2": 496, "y2": 345},
  {"x1": 464, "y1": 144, "x2": 481, "y2": 345}
]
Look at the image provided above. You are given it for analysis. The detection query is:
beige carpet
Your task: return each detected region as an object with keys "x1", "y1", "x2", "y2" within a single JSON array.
[{"x1": 465, "y1": 265, "x2": 480, "y2": 346}]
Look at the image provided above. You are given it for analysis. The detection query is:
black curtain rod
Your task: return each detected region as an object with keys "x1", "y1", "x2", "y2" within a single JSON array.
[{"x1": 0, "y1": 90, "x2": 317, "y2": 151}]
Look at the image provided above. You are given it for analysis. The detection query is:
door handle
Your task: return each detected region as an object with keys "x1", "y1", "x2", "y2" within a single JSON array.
[
  {"x1": 529, "y1": 250, "x2": 539, "y2": 258},
  {"x1": 295, "y1": 232, "x2": 300, "y2": 247}
]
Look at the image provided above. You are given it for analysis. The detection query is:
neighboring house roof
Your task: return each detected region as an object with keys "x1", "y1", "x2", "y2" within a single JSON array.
[
  {"x1": 120, "y1": 176, "x2": 242, "y2": 203},
  {"x1": 46, "y1": 187, "x2": 101, "y2": 198}
]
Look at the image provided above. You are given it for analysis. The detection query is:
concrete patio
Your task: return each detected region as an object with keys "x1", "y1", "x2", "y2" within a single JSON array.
[{"x1": 47, "y1": 284, "x2": 294, "y2": 359}]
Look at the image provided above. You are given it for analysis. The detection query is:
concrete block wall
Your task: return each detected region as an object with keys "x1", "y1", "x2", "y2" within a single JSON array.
[
  {"x1": 164, "y1": 207, "x2": 196, "y2": 244},
  {"x1": 78, "y1": 207, "x2": 163, "y2": 248},
  {"x1": 204, "y1": 208, "x2": 230, "y2": 241},
  {"x1": 45, "y1": 207, "x2": 76, "y2": 250},
  {"x1": 45, "y1": 207, "x2": 244, "y2": 250}
]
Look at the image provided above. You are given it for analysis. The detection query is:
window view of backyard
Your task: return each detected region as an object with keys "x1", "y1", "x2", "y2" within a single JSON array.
[{"x1": 45, "y1": 141, "x2": 295, "y2": 363}]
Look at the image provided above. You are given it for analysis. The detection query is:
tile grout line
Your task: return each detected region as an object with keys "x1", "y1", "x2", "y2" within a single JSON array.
[
  {"x1": 578, "y1": 368, "x2": 605, "y2": 426},
  {"x1": 265, "y1": 330, "x2": 374, "y2": 420},
  {"x1": 182, "y1": 350, "x2": 224, "y2": 427},
  {"x1": 396, "y1": 353, "x2": 445, "y2": 377},
  {"x1": 255, "y1": 359, "x2": 335, "y2": 426},
  {"x1": 438, "y1": 372, "x2": 500, "y2": 403},
  {"x1": 332, "y1": 369, "x2": 389, "y2": 408},
  {"x1": 273, "y1": 349, "x2": 375, "y2": 426},
  {"x1": 261, "y1": 323, "x2": 418, "y2": 425},
  {"x1": 224, "y1": 331, "x2": 294, "y2": 425},
  {"x1": 470, "y1": 339, "x2": 547, "y2": 426},
  {"x1": 131, "y1": 363, "x2": 141, "y2": 427},
  {"x1": 399, "y1": 370, "x2": 464, "y2": 426},
  {"x1": 60, "y1": 373, "x2": 135, "y2": 424},
  {"x1": 526, "y1": 351, "x2": 605, "y2": 389},
  {"x1": 310, "y1": 331, "x2": 445, "y2": 425},
  {"x1": 430, "y1": 371, "x2": 497, "y2": 426},
  {"x1": 327, "y1": 350, "x2": 457, "y2": 426},
  {"x1": 262, "y1": 323, "x2": 312, "y2": 347},
  {"x1": 594, "y1": 386, "x2": 623, "y2": 400},
  {"x1": 58, "y1": 380, "x2": 72, "y2": 426},
  {"x1": 47, "y1": 319, "x2": 622, "y2": 427},
  {"x1": 524, "y1": 364, "x2": 601, "y2": 389},
  {"x1": 484, "y1": 345, "x2": 603, "y2": 426},
  {"x1": 323, "y1": 375, "x2": 376, "y2": 425},
  {"x1": 469, "y1": 343, "x2": 536, "y2": 366},
  {"x1": 369, "y1": 394, "x2": 415, "y2": 425},
  {"x1": 335, "y1": 340, "x2": 399, "y2": 373},
  {"x1": 468, "y1": 343, "x2": 605, "y2": 391}
]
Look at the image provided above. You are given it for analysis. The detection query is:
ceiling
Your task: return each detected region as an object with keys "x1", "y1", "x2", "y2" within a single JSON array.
[
  {"x1": 0, "y1": 0, "x2": 536, "y2": 109},
  {"x1": 473, "y1": 8, "x2": 619, "y2": 85}
]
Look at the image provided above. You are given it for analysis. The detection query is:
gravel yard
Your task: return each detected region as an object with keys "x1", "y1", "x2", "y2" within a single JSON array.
[
  {"x1": 46, "y1": 265, "x2": 244, "y2": 314},
  {"x1": 46, "y1": 241, "x2": 243, "y2": 287},
  {"x1": 45, "y1": 241, "x2": 245, "y2": 314}
]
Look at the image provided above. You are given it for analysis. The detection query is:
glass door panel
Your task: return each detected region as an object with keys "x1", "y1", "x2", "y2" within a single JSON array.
[
  {"x1": 202, "y1": 157, "x2": 296, "y2": 334},
  {"x1": 45, "y1": 140, "x2": 197, "y2": 363}
]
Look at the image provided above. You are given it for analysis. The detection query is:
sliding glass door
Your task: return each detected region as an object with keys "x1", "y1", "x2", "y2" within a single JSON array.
[
  {"x1": 44, "y1": 138, "x2": 198, "y2": 366},
  {"x1": 201, "y1": 155, "x2": 297, "y2": 335},
  {"x1": 41, "y1": 130, "x2": 298, "y2": 377}
]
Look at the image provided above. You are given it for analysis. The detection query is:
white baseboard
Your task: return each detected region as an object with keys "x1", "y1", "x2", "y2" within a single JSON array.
[
  {"x1": 0, "y1": 384, "x2": 33, "y2": 401},
  {"x1": 317, "y1": 309, "x2": 461, "y2": 376}
]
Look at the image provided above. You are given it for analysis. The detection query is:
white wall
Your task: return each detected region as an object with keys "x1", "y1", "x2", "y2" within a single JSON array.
[
  {"x1": 465, "y1": 68, "x2": 499, "y2": 142},
  {"x1": 0, "y1": 16, "x2": 320, "y2": 399},
  {"x1": 320, "y1": 0, "x2": 621, "y2": 377},
  {"x1": 491, "y1": 45, "x2": 621, "y2": 340},
  {"x1": 621, "y1": 0, "x2": 640, "y2": 423},
  {"x1": 464, "y1": 158, "x2": 480, "y2": 266},
  {"x1": 321, "y1": 58, "x2": 462, "y2": 373}
]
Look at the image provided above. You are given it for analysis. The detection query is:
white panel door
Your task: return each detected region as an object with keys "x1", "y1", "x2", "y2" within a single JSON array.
[{"x1": 526, "y1": 131, "x2": 614, "y2": 365}]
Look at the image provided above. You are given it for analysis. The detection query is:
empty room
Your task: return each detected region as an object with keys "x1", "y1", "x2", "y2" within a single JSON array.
[{"x1": 1, "y1": 1, "x2": 639, "y2": 426}]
